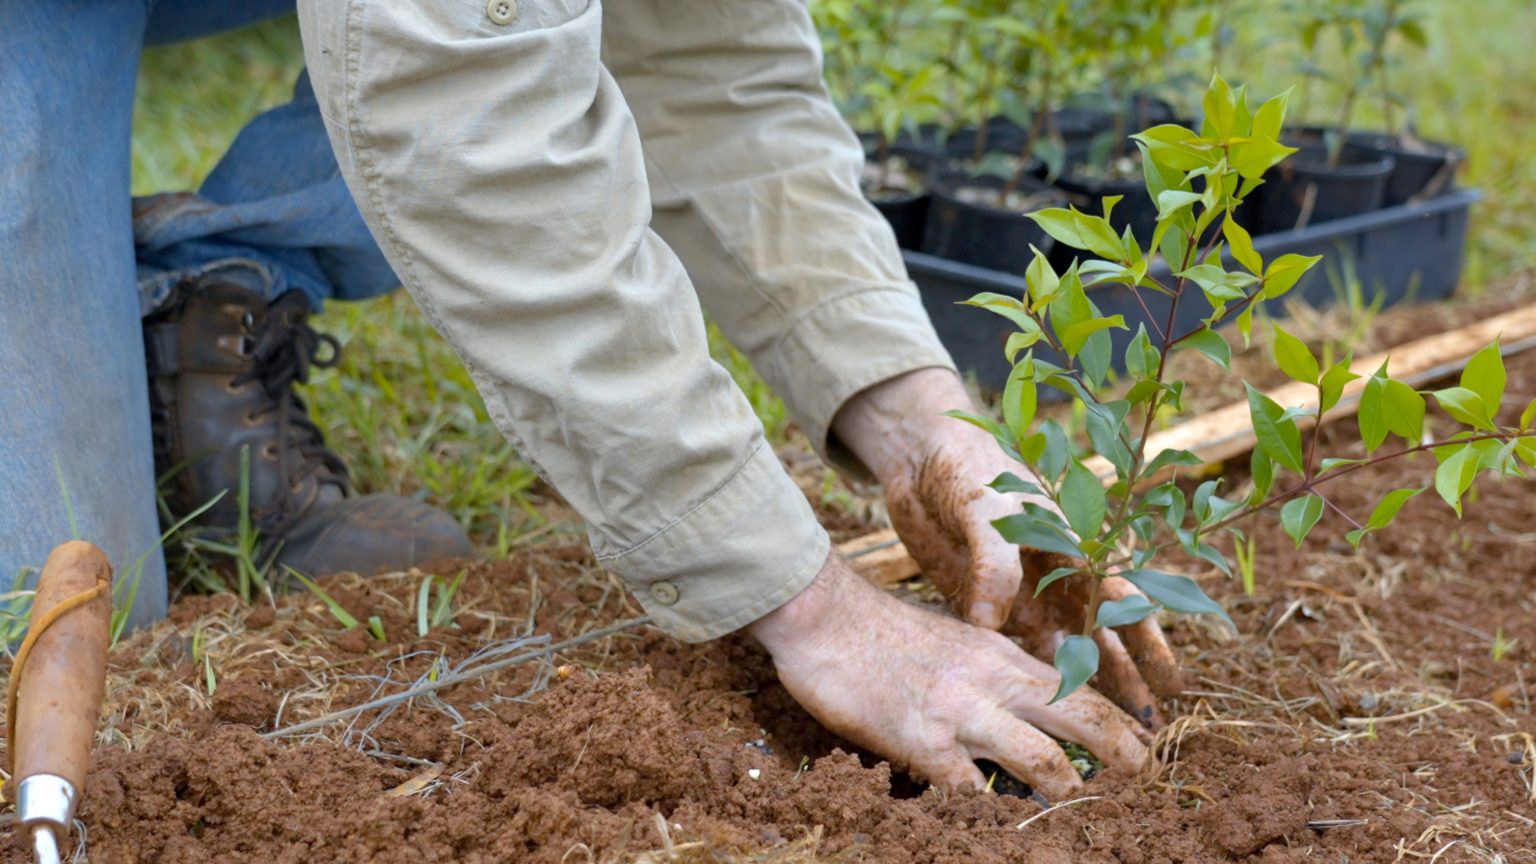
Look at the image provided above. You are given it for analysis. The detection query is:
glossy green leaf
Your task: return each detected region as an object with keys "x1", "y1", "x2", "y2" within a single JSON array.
[
  {"x1": 1094, "y1": 596, "x2": 1161, "y2": 629},
  {"x1": 1249, "y1": 446, "x2": 1274, "y2": 505},
  {"x1": 1460, "y1": 340, "x2": 1506, "y2": 411},
  {"x1": 1156, "y1": 190, "x2": 1203, "y2": 218},
  {"x1": 1028, "y1": 207, "x2": 1124, "y2": 261},
  {"x1": 1345, "y1": 487, "x2": 1424, "y2": 548},
  {"x1": 1279, "y1": 494, "x2": 1325, "y2": 549},
  {"x1": 1319, "y1": 358, "x2": 1360, "y2": 415},
  {"x1": 1245, "y1": 383, "x2": 1304, "y2": 472},
  {"x1": 1122, "y1": 569, "x2": 1234, "y2": 630},
  {"x1": 1060, "y1": 316, "x2": 1129, "y2": 357},
  {"x1": 1001, "y1": 361, "x2": 1037, "y2": 441},
  {"x1": 1133, "y1": 124, "x2": 1218, "y2": 172},
  {"x1": 1049, "y1": 635, "x2": 1100, "y2": 704},
  {"x1": 1433, "y1": 386, "x2": 1496, "y2": 431},
  {"x1": 1271, "y1": 324, "x2": 1320, "y2": 385},
  {"x1": 1059, "y1": 461, "x2": 1107, "y2": 540},
  {"x1": 1004, "y1": 330, "x2": 1042, "y2": 363},
  {"x1": 1381, "y1": 378, "x2": 1426, "y2": 443},
  {"x1": 1229, "y1": 137, "x2": 1298, "y2": 180},
  {"x1": 1037, "y1": 420, "x2": 1070, "y2": 483},
  {"x1": 1182, "y1": 328, "x2": 1232, "y2": 371},
  {"x1": 1433, "y1": 444, "x2": 1480, "y2": 515},
  {"x1": 1025, "y1": 247, "x2": 1060, "y2": 309},
  {"x1": 961, "y1": 292, "x2": 1036, "y2": 332},
  {"x1": 989, "y1": 472, "x2": 1045, "y2": 497},
  {"x1": 1085, "y1": 402, "x2": 1132, "y2": 480},
  {"x1": 1202, "y1": 72, "x2": 1238, "y2": 139},
  {"x1": 1251, "y1": 89, "x2": 1290, "y2": 142},
  {"x1": 1263, "y1": 253, "x2": 1322, "y2": 299},
  {"x1": 1124, "y1": 324, "x2": 1159, "y2": 379},
  {"x1": 1521, "y1": 398, "x2": 1536, "y2": 432},
  {"x1": 1034, "y1": 566, "x2": 1080, "y2": 597},
  {"x1": 993, "y1": 513, "x2": 1084, "y2": 559},
  {"x1": 1223, "y1": 216, "x2": 1262, "y2": 274},
  {"x1": 1145, "y1": 447, "x2": 1204, "y2": 476}
]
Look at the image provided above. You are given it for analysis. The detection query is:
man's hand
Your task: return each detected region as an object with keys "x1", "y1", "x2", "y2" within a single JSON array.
[
  {"x1": 832, "y1": 368, "x2": 1183, "y2": 723},
  {"x1": 749, "y1": 553, "x2": 1149, "y2": 798}
]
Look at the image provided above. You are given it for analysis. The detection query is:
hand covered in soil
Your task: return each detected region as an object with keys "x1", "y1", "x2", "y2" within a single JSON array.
[
  {"x1": 748, "y1": 553, "x2": 1150, "y2": 798},
  {"x1": 832, "y1": 369, "x2": 1183, "y2": 724}
]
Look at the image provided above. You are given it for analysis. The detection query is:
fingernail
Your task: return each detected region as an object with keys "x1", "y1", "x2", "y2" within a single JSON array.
[{"x1": 972, "y1": 602, "x2": 997, "y2": 627}]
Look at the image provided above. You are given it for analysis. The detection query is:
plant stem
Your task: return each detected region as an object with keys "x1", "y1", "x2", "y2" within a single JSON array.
[{"x1": 1330, "y1": 0, "x2": 1399, "y2": 167}]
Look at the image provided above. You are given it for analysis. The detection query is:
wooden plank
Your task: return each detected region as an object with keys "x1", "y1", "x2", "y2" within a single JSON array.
[
  {"x1": 842, "y1": 304, "x2": 1536, "y2": 583},
  {"x1": 838, "y1": 531, "x2": 921, "y2": 585}
]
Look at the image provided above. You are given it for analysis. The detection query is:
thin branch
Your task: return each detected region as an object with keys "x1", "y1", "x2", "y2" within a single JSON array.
[
  {"x1": 1319, "y1": 494, "x2": 1363, "y2": 531},
  {"x1": 262, "y1": 616, "x2": 653, "y2": 740}
]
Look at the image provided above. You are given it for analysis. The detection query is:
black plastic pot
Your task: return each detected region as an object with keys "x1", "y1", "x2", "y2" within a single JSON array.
[
  {"x1": 905, "y1": 187, "x2": 1479, "y2": 393},
  {"x1": 860, "y1": 142, "x2": 937, "y2": 251},
  {"x1": 921, "y1": 171, "x2": 1066, "y2": 275},
  {"x1": 1347, "y1": 133, "x2": 1465, "y2": 206},
  {"x1": 1255, "y1": 143, "x2": 1395, "y2": 234},
  {"x1": 943, "y1": 116, "x2": 1028, "y2": 162}
]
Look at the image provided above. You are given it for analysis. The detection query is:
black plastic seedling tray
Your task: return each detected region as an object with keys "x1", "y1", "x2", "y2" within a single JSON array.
[{"x1": 905, "y1": 186, "x2": 1481, "y2": 393}]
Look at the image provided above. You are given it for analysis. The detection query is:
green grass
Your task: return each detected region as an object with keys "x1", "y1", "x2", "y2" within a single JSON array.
[{"x1": 131, "y1": 6, "x2": 1536, "y2": 559}]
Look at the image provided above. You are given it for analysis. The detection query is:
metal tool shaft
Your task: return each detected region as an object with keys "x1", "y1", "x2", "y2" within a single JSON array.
[{"x1": 32, "y1": 826, "x2": 61, "y2": 864}]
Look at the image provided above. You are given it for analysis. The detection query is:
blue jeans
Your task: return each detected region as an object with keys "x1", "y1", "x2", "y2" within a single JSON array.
[{"x1": 0, "y1": 1, "x2": 397, "y2": 629}]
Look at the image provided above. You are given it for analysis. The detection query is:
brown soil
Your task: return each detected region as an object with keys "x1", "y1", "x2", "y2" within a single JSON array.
[{"x1": 5, "y1": 311, "x2": 1536, "y2": 863}]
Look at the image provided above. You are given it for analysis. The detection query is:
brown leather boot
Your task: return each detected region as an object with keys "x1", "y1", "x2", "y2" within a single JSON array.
[{"x1": 144, "y1": 279, "x2": 473, "y2": 580}]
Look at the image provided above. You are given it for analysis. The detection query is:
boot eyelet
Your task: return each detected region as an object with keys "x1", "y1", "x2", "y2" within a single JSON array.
[
  {"x1": 226, "y1": 381, "x2": 247, "y2": 395},
  {"x1": 244, "y1": 410, "x2": 262, "y2": 425},
  {"x1": 261, "y1": 443, "x2": 279, "y2": 461}
]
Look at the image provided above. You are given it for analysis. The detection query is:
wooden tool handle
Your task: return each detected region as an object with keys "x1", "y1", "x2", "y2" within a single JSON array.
[{"x1": 11, "y1": 542, "x2": 112, "y2": 794}]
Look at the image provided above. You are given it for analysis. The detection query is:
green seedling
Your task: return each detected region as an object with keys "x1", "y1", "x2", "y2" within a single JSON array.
[
  {"x1": 958, "y1": 73, "x2": 1536, "y2": 701},
  {"x1": 367, "y1": 615, "x2": 387, "y2": 642},
  {"x1": 1295, "y1": 0, "x2": 1427, "y2": 165},
  {"x1": 1235, "y1": 532, "x2": 1259, "y2": 596},
  {"x1": 416, "y1": 569, "x2": 468, "y2": 637},
  {"x1": 1491, "y1": 627, "x2": 1518, "y2": 662},
  {"x1": 175, "y1": 446, "x2": 277, "y2": 602},
  {"x1": 285, "y1": 566, "x2": 361, "y2": 630},
  {"x1": 191, "y1": 626, "x2": 217, "y2": 695}
]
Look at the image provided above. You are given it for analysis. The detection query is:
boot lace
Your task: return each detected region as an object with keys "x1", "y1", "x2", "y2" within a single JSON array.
[{"x1": 231, "y1": 291, "x2": 350, "y2": 533}]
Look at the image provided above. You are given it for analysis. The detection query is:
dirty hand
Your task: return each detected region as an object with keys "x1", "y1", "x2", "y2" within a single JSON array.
[
  {"x1": 832, "y1": 368, "x2": 1183, "y2": 722},
  {"x1": 749, "y1": 552, "x2": 1149, "y2": 797}
]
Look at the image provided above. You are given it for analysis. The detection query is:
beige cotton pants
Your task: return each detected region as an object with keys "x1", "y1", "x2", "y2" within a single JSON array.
[{"x1": 297, "y1": 0, "x2": 955, "y2": 641}]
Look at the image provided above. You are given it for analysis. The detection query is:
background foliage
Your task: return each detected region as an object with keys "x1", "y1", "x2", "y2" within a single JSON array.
[{"x1": 130, "y1": 2, "x2": 1536, "y2": 555}]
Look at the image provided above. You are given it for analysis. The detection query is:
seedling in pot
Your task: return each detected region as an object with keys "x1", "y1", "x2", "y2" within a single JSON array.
[
  {"x1": 1297, "y1": 0, "x2": 1425, "y2": 168},
  {"x1": 1266, "y1": 0, "x2": 1432, "y2": 227},
  {"x1": 955, "y1": 73, "x2": 1536, "y2": 702}
]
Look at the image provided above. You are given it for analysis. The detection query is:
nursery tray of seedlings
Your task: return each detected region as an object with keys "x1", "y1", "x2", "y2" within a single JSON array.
[{"x1": 906, "y1": 186, "x2": 1481, "y2": 392}]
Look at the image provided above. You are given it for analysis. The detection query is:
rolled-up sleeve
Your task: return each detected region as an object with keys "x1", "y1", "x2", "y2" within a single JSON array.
[
  {"x1": 604, "y1": 0, "x2": 958, "y2": 476},
  {"x1": 297, "y1": 0, "x2": 827, "y2": 641}
]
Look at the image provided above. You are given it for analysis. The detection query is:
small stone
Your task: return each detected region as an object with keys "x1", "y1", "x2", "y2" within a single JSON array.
[{"x1": 747, "y1": 768, "x2": 761, "y2": 780}]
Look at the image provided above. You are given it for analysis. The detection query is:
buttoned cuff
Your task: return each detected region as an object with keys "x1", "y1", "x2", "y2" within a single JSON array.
[
  {"x1": 773, "y1": 287, "x2": 957, "y2": 478},
  {"x1": 597, "y1": 442, "x2": 829, "y2": 642}
]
